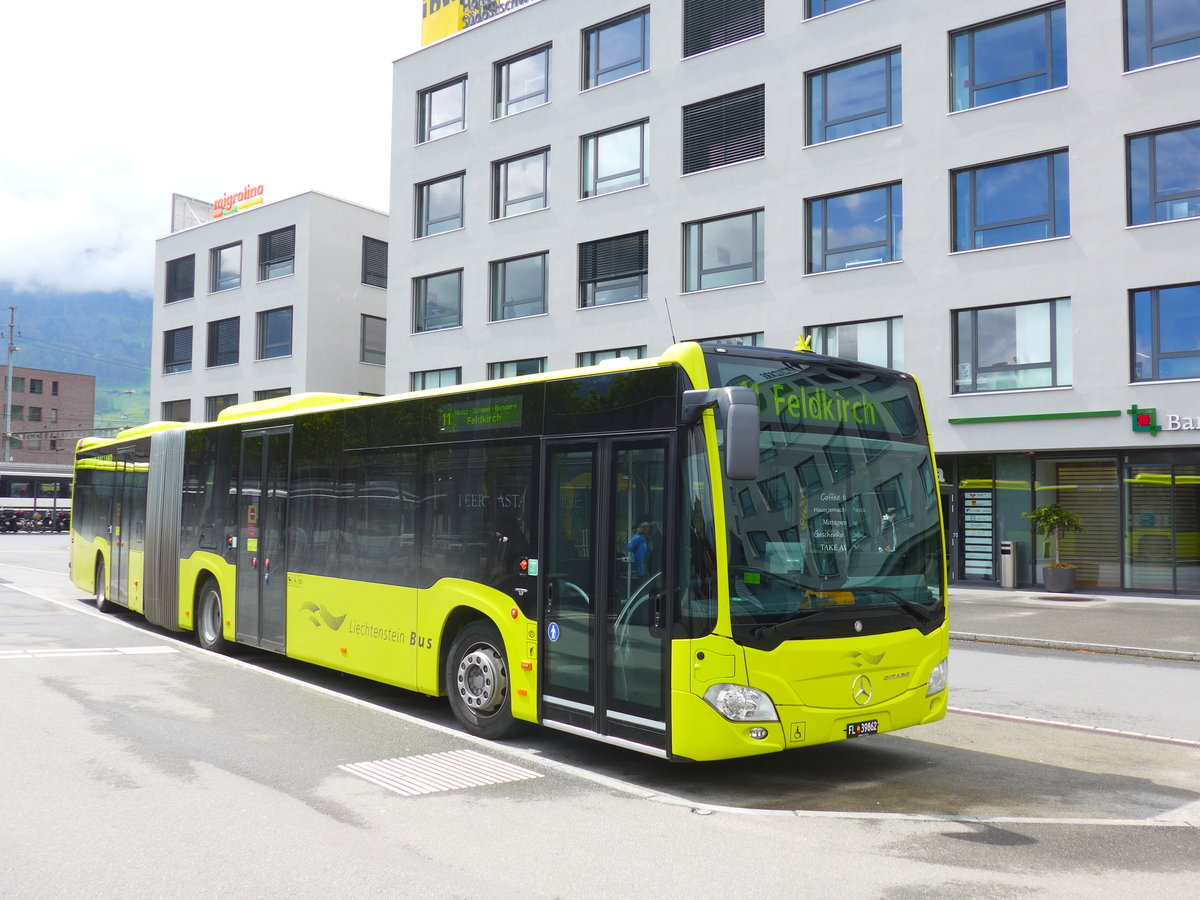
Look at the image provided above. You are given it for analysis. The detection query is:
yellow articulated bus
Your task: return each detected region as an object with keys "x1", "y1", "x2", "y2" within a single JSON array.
[{"x1": 70, "y1": 342, "x2": 948, "y2": 760}]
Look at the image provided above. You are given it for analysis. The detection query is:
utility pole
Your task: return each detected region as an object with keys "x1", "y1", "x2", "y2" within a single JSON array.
[{"x1": 4, "y1": 307, "x2": 16, "y2": 463}]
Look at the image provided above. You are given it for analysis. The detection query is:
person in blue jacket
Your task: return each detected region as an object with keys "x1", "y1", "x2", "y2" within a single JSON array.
[{"x1": 625, "y1": 521, "x2": 651, "y2": 577}]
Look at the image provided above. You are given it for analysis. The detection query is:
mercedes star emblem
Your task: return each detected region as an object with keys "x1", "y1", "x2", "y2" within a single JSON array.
[{"x1": 852, "y1": 674, "x2": 873, "y2": 706}]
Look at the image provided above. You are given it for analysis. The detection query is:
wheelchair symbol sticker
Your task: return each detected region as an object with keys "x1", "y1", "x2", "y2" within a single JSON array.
[{"x1": 547, "y1": 622, "x2": 560, "y2": 642}]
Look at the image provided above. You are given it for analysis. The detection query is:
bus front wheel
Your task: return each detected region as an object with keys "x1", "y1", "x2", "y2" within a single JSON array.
[
  {"x1": 196, "y1": 578, "x2": 229, "y2": 653},
  {"x1": 446, "y1": 620, "x2": 516, "y2": 740},
  {"x1": 94, "y1": 559, "x2": 115, "y2": 614}
]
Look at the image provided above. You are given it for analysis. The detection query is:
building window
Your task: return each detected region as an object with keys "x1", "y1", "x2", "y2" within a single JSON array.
[
  {"x1": 258, "y1": 226, "x2": 295, "y2": 281},
  {"x1": 412, "y1": 368, "x2": 462, "y2": 391},
  {"x1": 807, "y1": 0, "x2": 868, "y2": 15},
  {"x1": 493, "y1": 150, "x2": 549, "y2": 218},
  {"x1": 808, "y1": 49, "x2": 901, "y2": 144},
  {"x1": 361, "y1": 314, "x2": 386, "y2": 365},
  {"x1": 413, "y1": 270, "x2": 463, "y2": 333},
  {"x1": 163, "y1": 327, "x2": 193, "y2": 374},
  {"x1": 684, "y1": 209, "x2": 764, "y2": 291},
  {"x1": 953, "y1": 150, "x2": 1070, "y2": 251},
  {"x1": 1126, "y1": 0, "x2": 1200, "y2": 71},
  {"x1": 808, "y1": 317, "x2": 904, "y2": 369},
  {"x1": 210, "y1": 242, "x2": 242, "y2": 292},
  {"x1": 418, "y1": 76, "x2": 466, "y2": 142},
  {"x1": 491, "y1": 254, "x2": 548, "y2": 321},
  {"x1": 28, "y1": 407, "x2": 41, "y2": 423},
  {"x1": 951, "y1": 5, "x2": 1067, "y2": 111},
  {"x1": 584, "y1": 8, "x2": 649, "y2": 88},
  {"x1": 578, "y1": 346, "x2": 647, "y2": 367},
  {"x1": 51, "y1": 381, "x2": 58, "y2": 396},
  {"x1": 954, "y1": 298, "x2": 1071, "y2": 393},
  {"x1": 206, "y1": 317, "x2": 240, "y2": 368},
  {"x1": 254, "y1": 388, "x2": 290, "y2": 401},
  {"x1": 807, "y1": 182, "x2": 902, "y2": 273},
  {"x1": 1128, "y1": 122, "x2": 1200, "y2": 225},
  {"x1": 165, "y1": 255, "x2": 195, "y2": 303},
  {"x1": 162, "y1": 399, "x2": 191, "y2": 422},
  {"x1": 495, "y1": 45, "x2": 550, "y2": 118},
  {"x1": 582, "y1": 120, "x2": 648, "y2": 198},
  {"x1": 7, "y1": 377, "x2": 23, "y2": 392},
  {"x1": 1131, "y1": 282, "x2": 1200, "y2": 381},
  {"x1": 682, "y1": 85, "x2": 765, "y2": 174},
  {"x1": 8, "y1": 405, "x2": 21, "y2": 421},
  {"x1": 206, "y1": 394, "x2": 238, "y2": 422},
  {"x1": 256, "y1": 307, "x2": 293, "y2": 360},
  {"x1": 361, "y1": 237, "x2": 388, "y2": 287},
  {"x1": 683, "y1": 0, "x2": 764, "y2": 57},
  {"x1": 692, "y1": 332, "x2": 763, "y2": 346},
  {"x1": 488, "y1": 358, "x2": 545, "y2": 379},
  {"x1": 50, "y1": 409, "x2": 58, "y2": 423},
  {"x1": 416, "y1": 173, "x2": 464, "y2": 236},
  {"x1": 579, "y1": 232, "x2": 648, "y2": 307},
  {"x1": 28, "y1": 379, "x2": 42, "y2": 394}
]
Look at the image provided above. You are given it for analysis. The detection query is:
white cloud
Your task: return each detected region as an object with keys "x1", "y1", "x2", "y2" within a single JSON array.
[{"x1": 0, "y1": 1, "x2": 420, "y2": 297}]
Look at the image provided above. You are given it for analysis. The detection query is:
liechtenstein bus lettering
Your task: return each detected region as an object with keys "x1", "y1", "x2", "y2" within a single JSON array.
[{"x1": 70, "y1": 342, "x2": 948, "y2": 760}]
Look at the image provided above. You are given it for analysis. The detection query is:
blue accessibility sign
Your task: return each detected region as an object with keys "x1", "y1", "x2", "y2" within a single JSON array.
[{"x1": 547, "y1": 622, "x2": 560, "y2": 642}]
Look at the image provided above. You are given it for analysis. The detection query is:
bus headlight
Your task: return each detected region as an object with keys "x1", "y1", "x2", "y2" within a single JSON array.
[
  {"x1": 926, "y1": 658, "x2": 949, "y2": 696},
  {"x1": 703, "y1": 684, "x2": 778, "y2": 722}
]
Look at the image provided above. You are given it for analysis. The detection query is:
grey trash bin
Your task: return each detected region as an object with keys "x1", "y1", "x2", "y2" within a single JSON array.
[{"x1": 999, "y1": 540, "x2": 1015, "y2": 588}]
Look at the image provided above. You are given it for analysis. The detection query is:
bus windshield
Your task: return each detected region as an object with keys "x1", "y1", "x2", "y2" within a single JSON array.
[{"x1": 706, "y1": 347, "x2": 945, "y2": 647}]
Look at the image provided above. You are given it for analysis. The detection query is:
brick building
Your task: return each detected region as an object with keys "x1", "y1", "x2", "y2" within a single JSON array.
[{"x1": 3, "y1": 367, "x2": 96, "y2": 463}]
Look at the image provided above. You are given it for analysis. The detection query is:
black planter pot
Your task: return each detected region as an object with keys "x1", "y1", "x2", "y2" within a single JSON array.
[{"x1": 1042, "y1": 566, "x2": 1077, "y2": 593}]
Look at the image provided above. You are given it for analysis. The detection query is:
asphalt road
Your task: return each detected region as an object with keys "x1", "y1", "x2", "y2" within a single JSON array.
[{"x1": 3, "y1": 535, "x2": 1198, "y2": 898}]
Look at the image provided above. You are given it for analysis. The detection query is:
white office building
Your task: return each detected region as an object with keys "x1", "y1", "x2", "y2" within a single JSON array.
[
  {"x1": 151, "y1": 191, "x2": 390, "y2": 421},
  {"x1": 388, "y1": 0, "x2": 1200, "y2": 594}
]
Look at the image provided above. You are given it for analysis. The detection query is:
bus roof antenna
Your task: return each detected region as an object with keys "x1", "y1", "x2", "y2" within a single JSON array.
[{"x1": 663, "y1": 296, "x2": 677, "y2": 344}]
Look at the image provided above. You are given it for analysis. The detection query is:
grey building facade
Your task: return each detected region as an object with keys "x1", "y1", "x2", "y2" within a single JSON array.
[{"x1": 386, "y1": 0, "x2": 1200, "y2": 594}]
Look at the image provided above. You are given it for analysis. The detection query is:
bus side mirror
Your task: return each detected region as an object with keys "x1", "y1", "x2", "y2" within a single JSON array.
[{"x1": 681, "y1": 387, "x2": 760, "y2": 481}]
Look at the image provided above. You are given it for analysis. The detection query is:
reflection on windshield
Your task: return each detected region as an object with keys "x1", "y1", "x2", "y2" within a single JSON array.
[
  {"x1": 708, "y1": 350, "x2": 946, "y2": 642},
  {"x1": 728, "y1": 433, "x2": 944, "y2": 637}
]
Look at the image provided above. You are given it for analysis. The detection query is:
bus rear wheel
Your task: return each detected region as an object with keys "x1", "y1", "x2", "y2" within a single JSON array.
[
  {"x1": 94, "y1": 559, "x2": 115, "y2": 614},
  {"x1": 196, "y1": 578, "x2": 229, "y2": 653},
  {"x1": 446, "y1": 620, "x2": 516, "y2": 740}
]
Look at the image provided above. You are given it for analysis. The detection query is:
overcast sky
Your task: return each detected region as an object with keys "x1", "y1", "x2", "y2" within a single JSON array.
[{"x1": 0, "y1": 1, "x2": 422, "y2": 298}]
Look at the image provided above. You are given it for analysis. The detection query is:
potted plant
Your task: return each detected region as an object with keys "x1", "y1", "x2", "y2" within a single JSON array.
[{"x1": 1023, "y1": 504, "x2": 1085, "y2": 593}]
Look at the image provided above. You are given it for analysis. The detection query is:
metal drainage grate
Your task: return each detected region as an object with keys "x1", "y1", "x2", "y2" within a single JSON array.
[{"x1": 339, "y1": 749, "x2": 544, "y2": 797}]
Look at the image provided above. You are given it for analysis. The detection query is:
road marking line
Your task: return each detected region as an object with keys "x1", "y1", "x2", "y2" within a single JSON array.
[
  {"x1": 0, "y1": 646, "x2": 179, "y2": 660},
  {"x1": 950, "y1": 706, "x2": 1200, "y2": 749},
  {"x1": 339, "y1": 749, "x2": 543, "y2": 797}
]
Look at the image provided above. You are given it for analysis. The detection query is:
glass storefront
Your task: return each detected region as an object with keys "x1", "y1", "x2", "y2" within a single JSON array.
[
  {"x1": 941, "y1": 451, "x2": 1200, "y2": 597},
  {"x1": 1124, "y1": 463, "x2": 1200, "y2": 594}
]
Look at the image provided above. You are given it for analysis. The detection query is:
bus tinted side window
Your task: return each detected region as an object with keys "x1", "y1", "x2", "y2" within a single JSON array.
[
  {"x1": 423, "y1": 441, "x2": 536, "y2": 592},
  {"x1": 338, "y1": 447, "x2": 420, "y2": 586}
]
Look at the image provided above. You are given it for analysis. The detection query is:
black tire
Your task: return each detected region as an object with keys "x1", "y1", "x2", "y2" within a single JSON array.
[
  {"x1": 94, "y1": 559, "x2": 116, "y2": 614},
  {"x1": 196, "y1": 578, "x2": 229, "y2": 653},
  {"x1": 445, "y1": 620, "x2": 517, "y2": 739}
]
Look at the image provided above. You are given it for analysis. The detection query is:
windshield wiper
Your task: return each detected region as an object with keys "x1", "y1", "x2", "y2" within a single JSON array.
[
  {"x1": 750, "y1": 609, "x2": 830, "y2": 641},
  {"x1": 858, "y1": 588, "x2": 940, "y2": 626}
]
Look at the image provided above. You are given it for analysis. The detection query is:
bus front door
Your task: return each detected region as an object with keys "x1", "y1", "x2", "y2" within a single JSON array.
[
  {"x1": 236, "y1": 427, "x2": 291, "y2": 653},
  {"x1": 541, "y1": 438, "x2": 672, "y2": 756}
]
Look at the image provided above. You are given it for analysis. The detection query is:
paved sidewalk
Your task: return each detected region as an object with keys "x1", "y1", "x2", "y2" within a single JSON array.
[{"x1": 948, "y1": 586, "x2": 1200, "y2": 662}]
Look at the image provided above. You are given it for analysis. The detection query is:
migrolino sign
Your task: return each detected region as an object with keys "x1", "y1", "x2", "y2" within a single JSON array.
[{"x1": 212, "y1": 184, "x2": 264, "y2": 219}]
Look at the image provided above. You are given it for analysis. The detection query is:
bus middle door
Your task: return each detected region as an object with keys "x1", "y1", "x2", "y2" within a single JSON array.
[{"x1": 236, "y1": 427, "x2": 292, "y2": 653}]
